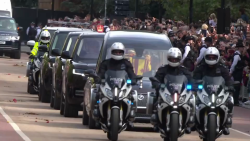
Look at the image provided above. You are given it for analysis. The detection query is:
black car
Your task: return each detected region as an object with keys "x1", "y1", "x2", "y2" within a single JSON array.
[
  {"x1": 0, "y1": 16, "x2": 23, "y2": 59},
  {"x1": 39, "y1": 28, "x2": 87, "y2": 103},
  {"x1": 51, "y1": 30, "x2": 92, "y2": 109},
  {"x1": 60, "y1": 32, "x2": 105, "y2": 117},
  {"x1": 83, "y1": 31, "x2": 172, "y2": 126}
]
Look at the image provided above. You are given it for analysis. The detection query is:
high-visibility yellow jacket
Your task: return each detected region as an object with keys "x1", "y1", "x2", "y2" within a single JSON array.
[{"x1": 30, "y1": 42, "x2": 50, "y2": 56}]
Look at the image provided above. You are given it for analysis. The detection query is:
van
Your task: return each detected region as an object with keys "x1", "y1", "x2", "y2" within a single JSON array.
[{"x1": 0, "y1": 0, "x2": 12, "y2": 17}]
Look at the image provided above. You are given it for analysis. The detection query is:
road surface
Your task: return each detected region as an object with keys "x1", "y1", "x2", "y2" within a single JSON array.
[{"x1": 0, "y1": 53, "x2": 249, "y2": 141}]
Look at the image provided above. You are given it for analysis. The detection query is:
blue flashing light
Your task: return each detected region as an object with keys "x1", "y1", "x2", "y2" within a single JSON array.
[
  {"x1": 186, "y1": 84, "x2": 192, "y2": 90},
  {"x1": 131, "y1": 102, "x2": 133, "y2": 105},
  {"x1": 127, "y1": 79, "x2": 132, "y2": 84},
  {"x1": 97, "y1": 101, "x2": 100, "y2": 104},
  {"x1": 198, "y1": 84, "x2": 203, "y2": 90},
  {"x1": 127, "y1": 101, "x2": 130, "y2": 104}
]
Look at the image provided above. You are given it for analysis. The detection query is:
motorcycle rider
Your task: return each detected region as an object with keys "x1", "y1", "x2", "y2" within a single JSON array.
[
  {"x1": 28, "y1": 30, "x2": 50, "y2": 84},
  {"x1": 95, "y1": 42, "x2": 138, "y2": 119},
  {"x1": 151, "y1": 47, "x2": 194, "y2": 133},
  {"x1": 97, "y1": 42, "x2": 137, "y2": 82},
  {"x1": 29, "y1": 30, "x2": 51, "y2": 61},
  {"x1": 193, "y1": 47, "x2": 234, "y2": 135}
]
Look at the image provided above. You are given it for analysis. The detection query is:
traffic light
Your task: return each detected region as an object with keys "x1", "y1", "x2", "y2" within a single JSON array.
[{"x1": 114, "y1": 0, "x2": 129, "y2": 16}]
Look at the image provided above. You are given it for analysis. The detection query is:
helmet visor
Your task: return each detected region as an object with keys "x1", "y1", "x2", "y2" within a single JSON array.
[
  {"x1": 41, "y1": 37, "x2": 50, "y2": 40},
  {"x1": 112, "y1": 50, "x2": 124, "y2": 55},
  {"x1": 205, "y1": 54, "x2": 218, "y2": 61},
  {"x1": 168, "y1": 56, "x2": 181, "y2": 63}
]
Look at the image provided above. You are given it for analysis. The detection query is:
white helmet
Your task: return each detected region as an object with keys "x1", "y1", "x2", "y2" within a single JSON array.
[
  {"x1": 40, "y1": 30, "x2": 51, "y2": 44},
  {"x1": 167, "y1": 47, "x2": 182, "y2": 67},
  {"x1": 204, "y1": 47, "x2": 220, "y2": 65},
  {"x1": 110, "y1": 42, "x2": 125, "y2": 60}
]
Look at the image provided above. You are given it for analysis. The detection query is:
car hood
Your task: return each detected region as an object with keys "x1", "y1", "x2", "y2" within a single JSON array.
[
  {"x1": 0, "y1": 31, "x2": 18, "y2": 36},
  {"x1": 132, "y1": 77, "x2": 154, "y2": 93},
  {"x1": 73, "y1": 60, "x2": 96, "y2": 70}
]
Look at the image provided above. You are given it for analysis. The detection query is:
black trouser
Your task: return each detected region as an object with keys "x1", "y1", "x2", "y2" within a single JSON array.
[{"x1": 233, "y1": 70, "x2": 243, "y2": 104}]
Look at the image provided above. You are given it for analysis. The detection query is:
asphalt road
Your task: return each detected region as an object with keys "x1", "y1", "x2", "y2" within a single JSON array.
[
  {"x1": 0, "y1": 53, "x2": 249, "y2": 141},
  {"x1": 21, "y1": 46, "x2": 30, "y2": 53}
]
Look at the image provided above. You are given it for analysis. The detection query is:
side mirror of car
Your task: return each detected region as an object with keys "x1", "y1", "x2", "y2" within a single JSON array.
[
  {"x1": 51, "y1": 48, "x2": 60, "y2": 56},
  {"x1": 38, "y1": 45, "x2": 48, "y2": 52},
  {"x1": 27, "y1": 40, "x2": 35, "y2": 48},
  {"x1": 61, "y1": 51, "x2": 71, "y2": 59}
]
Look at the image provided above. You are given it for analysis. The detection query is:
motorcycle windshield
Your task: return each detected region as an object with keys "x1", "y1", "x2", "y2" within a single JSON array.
[
  {"x1": 202, "y1": 76, "x2": 225, "y2": 95},
  {"x1": 105, "y1": 70, "x2": 129, "y2": 89},
  {"x1": 164, "y1": 74, "x2": 188, "y2": 94}
]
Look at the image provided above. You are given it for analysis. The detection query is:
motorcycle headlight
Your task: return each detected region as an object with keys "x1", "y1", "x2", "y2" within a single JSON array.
[
  {"x1": 179, "y1": 95, "x2": 186, "y2": 104},
  {"x1": 162, "y1": 93, "x2": 174, "y2": 105},
  {"x1": 202, "y1": 94, "x2": 211, "y2": 106},
  {"x1": 105, "y1": 88, "x2": 113, "y2": 99},
  {"x1": 216, "y1": 96, "x2": 224, "y2": 105}
]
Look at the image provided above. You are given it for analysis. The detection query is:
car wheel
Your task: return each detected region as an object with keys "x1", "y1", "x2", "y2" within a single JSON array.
[
  {"x1": 82, "y1": 102, "x2": 89, "y2": 125},
  {"x1": 60, "y1": 92, "x2": 64, "y2": 115},
  {"x1": 88, "y1": 111, "x2": 97, "y2": 129},
  {"x1": 64, "y1": 88, "x2": 78, "y2": 117},
  {"x1": 50, "y1": 89, "x2": 54, "y2": 108},
  {"x1": 53, "y1": 89, "x2": 61, "y2": 110},
  {"x1": 11, "y1": 50, "x2": 21, "y2": 59},
  {"x1": 40, "y1": 79, "x2": 50, "y2": 103}
]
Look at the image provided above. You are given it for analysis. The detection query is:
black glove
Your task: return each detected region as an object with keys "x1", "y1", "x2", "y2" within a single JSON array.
[
  {"x1": 152, "y1": 82, "x2": 160, "y2": 89},
  {"x1": 29, "y1": 55, "x2": 34, "y2": 59},
  {"x1": 228, "y1": 86, "x2": 235, "y2": 93},
  {"x1": 131, "y1": 79, "x2": 137, "y2": 85}
]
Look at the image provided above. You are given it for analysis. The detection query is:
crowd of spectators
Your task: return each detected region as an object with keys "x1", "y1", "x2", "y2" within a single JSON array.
[{"x1": 46, "y1": 12, "x2": 250, "y2": 104}]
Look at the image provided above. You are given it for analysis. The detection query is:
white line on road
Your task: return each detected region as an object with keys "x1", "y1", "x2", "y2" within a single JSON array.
[
  {"x1": 0, "y1": 107, "x2": 32, "y2": 141},
  {"x1": 231, "y1": 128, "x2": 250, "y2": 137}
]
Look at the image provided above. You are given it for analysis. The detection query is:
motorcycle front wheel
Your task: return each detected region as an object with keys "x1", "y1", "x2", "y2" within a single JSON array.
[
  {"x1": 169, "y1": 113, "x2": 179, "y2": 141},
  {"x1": 206, "y1": 114, "x2": 217, "y2": 141},
  {"x1": 109, "y1": 108, "x2": 120, "y2": 141}
]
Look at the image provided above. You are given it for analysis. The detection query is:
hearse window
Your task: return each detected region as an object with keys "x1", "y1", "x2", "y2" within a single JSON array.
[{"x1": 106, "y1": 47, "x2": 168, "y2": 77}]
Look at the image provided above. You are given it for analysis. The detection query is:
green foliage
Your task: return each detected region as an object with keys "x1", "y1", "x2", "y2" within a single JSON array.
[
  {"x1": 61, "y1": 0, "x2": 114, "y2": 15},
  {"x1": 11, "y1": 0, "x2": 38, "y2": 7},
  {"x1": 161, "y1": 0, "x2": 250, "y2": 23}
]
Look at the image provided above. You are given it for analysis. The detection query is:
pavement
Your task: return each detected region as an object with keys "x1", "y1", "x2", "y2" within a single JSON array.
[{"x1": 0, "y1": 53, "x2": 249, "y2": 141}]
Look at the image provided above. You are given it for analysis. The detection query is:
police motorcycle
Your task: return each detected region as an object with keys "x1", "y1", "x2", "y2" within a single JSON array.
[
  {"x1": 27, "y1": 45, "x2": 48, "y2": 94},
  {"x1": 84, "y1": 70, "x2": 142, "y2": 141},
  {"x1": 193, "y1": 76, "x2": 234, "y2": 141},
  {"x1": 147, "y1": 74, "x2": 196, "y2": 141}
]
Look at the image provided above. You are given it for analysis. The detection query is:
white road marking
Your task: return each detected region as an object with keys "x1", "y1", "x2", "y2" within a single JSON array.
[
  {"x1": 0, "y1": 107, "x2": 32, "y2": 141},
  {"x1": 231, "y1": 128, "x2": 250, "y2": 137}
]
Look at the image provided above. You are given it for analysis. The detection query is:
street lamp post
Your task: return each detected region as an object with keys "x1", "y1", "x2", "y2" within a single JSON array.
[{"x1": 105, "y1": 0, "x2": 107, "y2": 19}]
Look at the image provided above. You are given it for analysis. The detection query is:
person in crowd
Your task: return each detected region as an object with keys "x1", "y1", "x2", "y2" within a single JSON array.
[
  {"x1": 26, "y1": 22, "x2": 37, "y2": 41},
  {"x1": 36, "y1": 23, "x2": 42, "y2": 39},
  {"x1": 230, "y1": 40, "x2": 246, "y2": 106}
]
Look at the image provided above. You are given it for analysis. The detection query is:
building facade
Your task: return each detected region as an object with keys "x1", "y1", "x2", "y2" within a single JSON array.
[{"x1": 38, "y1": 0, "x2": 66, "y2": 11}]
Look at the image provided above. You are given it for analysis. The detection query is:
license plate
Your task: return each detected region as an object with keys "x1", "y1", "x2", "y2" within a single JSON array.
[{"x1": 0, "y1": 41, "x2": 5, "y2": 44}]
